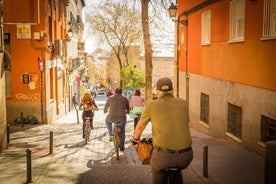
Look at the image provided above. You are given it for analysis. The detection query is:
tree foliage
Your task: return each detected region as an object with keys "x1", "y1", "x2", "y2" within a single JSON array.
[
  {"x1": 120, "y1": 65, "x2": 145, "y2": 91},
  {"x1": 84, "y1": 0, "x2": 174, "y2": 101},
  {"x1": 85, "y1": 1, "x2": 142, "y2": 69}
]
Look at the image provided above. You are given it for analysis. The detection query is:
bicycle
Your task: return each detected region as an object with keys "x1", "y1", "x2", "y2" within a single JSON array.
[
  {"x1": 81, "y1": 107, "x2": 98, "y2": 145},
  {"x1": 130, "y1": 107, "x2": 144, "y2": 131},
  {"x1": 131, "y1": 138, "x2": 183, "y2": 183},
  {"x1": 83, "y1": 116, "x2": 92, "y2": 145},
  {"x1": 112, "y1": 120, "x2": 122, "y2": 160},
  {"x1": 163, "y1": 167, "x2": 183, "y2": 183}
]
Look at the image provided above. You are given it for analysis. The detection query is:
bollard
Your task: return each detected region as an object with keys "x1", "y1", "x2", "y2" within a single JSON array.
[
  {"x1": 26, "y1": 148, "x2": 32, "y2": 183},
  {"x1": 21, "y1": 112, "x2": 24, "y2": 127},
  {"x1": 203, "y1": 145, "x2": 208, "y2": 177},
  {"x1": 49, "y1": 131, "x2": 53, "y2": 154},
  {"x1": 7, "y1": 124, "x2": 10, "y2": 144}
]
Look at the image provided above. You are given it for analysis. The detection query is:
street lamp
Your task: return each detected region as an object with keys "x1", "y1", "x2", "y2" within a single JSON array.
[
  {"x1": 167, "y1": 2, "x2": 189, "y2": 103},
  {"x1": 67, "y1": 28, "x2": 73, "y2": 39},
  {"x1": 168, "y1": 3, "x2": 177, "y2": 18}
]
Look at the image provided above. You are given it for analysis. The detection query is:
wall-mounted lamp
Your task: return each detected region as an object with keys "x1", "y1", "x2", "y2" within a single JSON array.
[
  {"x1": 63, "y1": 28, "x2": 74, "y2": 43},
  {"x1": 168, "y1": 3, "x2": 177, "y2": 18},
  {"x1": 47, "y1": 41, "x2": 53, "y2": 50},
  {"x1": 67, "y1": 28, "x2": 73, "y2": 39}
]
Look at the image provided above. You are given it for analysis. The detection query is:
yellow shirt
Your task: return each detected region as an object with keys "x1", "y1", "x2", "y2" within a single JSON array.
[{"x1": 140, "y1": 93, "x2": 192, "y2": 150}]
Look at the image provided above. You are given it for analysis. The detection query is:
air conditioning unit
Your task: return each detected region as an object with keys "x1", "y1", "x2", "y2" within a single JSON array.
[{"x1": 54, "y1": 39, "x2": 63, "y2": 56}]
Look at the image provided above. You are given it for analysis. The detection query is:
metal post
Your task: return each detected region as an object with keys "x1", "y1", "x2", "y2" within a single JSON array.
[
  {"x1": 7, "y1": 124, "x2": 10, "y2": 144},
  {"x1": 203, "y1": 145, "x2": 208, "y2": 177},
  {"x1": 40, "y1": 70, "x2": 44, "y2": 123},
  {"x1": 20, "y1": 112, "x2": 24, "y2": 127},
  {"x1": 49, "y1": 131, "x2": 53, "y2": 154},
  {"x1": 26, "y1": 148, "x2": 32, "y2": 183}
]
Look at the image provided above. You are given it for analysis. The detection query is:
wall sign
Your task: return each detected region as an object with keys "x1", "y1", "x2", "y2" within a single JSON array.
[
  {"x1": 22, "y1": 73, "x2": 30, "y2": 84},
  {"x1": 17, "y1": 24, "x2": 31, "y2": 39}
]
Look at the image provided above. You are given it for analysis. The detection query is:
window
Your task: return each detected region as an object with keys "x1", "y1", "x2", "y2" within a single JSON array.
[
  {"x1": 201, "y1": 10, "x2": 211, "y2": 45},
  {"x1": 227, "y1": 103, "x2": 242, "y2": 138},
  {"x1": 200, "y1": 93, "x2": 209, "y2": 124},
  {"x1": 263, "y1": 0, "x2": 276, "y2": 38},
  {"x1": 261, "y1": 115, "x2": 276, "y2": 142},
  {"x1": 229, "y1": 0, "x2": 245, "y2": 41}
]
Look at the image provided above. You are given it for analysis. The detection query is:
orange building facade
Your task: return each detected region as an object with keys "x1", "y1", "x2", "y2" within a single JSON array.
[
  {"x1": 3, "y1": 0, "x2": 86, "y2": 126},
  {"x1": 176, "y1": 0, "x2": 276, "y2": 156}
]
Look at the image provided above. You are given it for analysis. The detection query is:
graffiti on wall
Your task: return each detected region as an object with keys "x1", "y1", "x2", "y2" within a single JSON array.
[{"x1": 15, "y1": 93, "x2": 40, "y2": 101}]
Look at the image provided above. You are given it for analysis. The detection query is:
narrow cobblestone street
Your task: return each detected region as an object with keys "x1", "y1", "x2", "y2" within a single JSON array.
[{"x1": 0, "y1": 106, "x2": 264, "y2": 184}]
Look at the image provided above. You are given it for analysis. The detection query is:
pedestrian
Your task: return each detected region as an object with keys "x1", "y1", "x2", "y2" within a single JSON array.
[
  {"x1": 132, "y1": 77, "x2": 193, "y2": 184},
  {"x1": 128, "y1": 90, "x2": 133, "y2": 101},
  {"x1": 72, "y1": 93, "x2": 78, "y2": 109},
  {"x1": 129, "y1": 89, "x2": 145, "y2": 130},
  {"x1": 104, "y1": 87, "x2": 130, "y2": 151},
  {"x1": 79, "y1": 93, "x2": 98, "y2": 137}
]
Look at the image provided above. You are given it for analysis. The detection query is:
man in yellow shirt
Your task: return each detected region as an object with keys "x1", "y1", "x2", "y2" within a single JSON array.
[{"x1": 133, "y1": 77, "x2": 193, "y2": 184}]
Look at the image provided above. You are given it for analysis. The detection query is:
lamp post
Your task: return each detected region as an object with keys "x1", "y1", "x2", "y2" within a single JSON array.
[{"x1": 168, "y1": 2, "x2": 189, "y2": 103}]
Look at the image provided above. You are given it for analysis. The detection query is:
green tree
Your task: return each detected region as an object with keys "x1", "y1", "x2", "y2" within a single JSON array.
[{"x1": 120, "y1": 65, "x2": 145, "y2": 92}]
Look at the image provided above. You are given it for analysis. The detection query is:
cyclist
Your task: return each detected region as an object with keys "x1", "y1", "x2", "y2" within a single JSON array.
[
  {"x1": 132, "y1": 77, "x2": 193, "y2": 184},
  {"x1": 129, "y1": 89, "x2": 145, "y2": 130},
  {"x1": 104, "y1": 87, "x2": 130, "y2": 151},
  {"x1": 79, "y1": 93, "x2": 98, "y2": 138}
]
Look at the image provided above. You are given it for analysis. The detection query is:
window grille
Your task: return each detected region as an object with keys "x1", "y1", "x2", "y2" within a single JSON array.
[
  {"x1": 230, "y1": 0, "x2": 245, "y2": 41},
  {"x1": 200, "y1": 93, "x2": 209, "y2": 124},
  {"x1": 227, "y1": 103, "x2": 242, "y2": 138},
  {"x1": 263, "y1": 0, "x2": 276, "y2": 38},
  {"x1": 261, "y1": 115, "x2": 276, "y2": 142},
  {"x1": 201, "y1": 10, "x2": 211, "y2": 44}
]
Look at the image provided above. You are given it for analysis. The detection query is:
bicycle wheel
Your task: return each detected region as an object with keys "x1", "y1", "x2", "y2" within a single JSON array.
[
  {"x1": 114, "y1": 133, "x2": 119, "y2": 160},
  {"x1": 84, "y1": 121, "x2": 90, "y2": 144}
]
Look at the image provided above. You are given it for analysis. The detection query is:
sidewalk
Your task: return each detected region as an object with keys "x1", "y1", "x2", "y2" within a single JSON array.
[{"x1": 0, "y1": 109, "x2": 264, "y2": 184}]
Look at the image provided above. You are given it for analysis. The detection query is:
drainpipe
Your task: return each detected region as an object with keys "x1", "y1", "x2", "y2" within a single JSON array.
[
  {"x1": 3, "y1": 0, "x2": 40, "y2": 25},
  {"x1": 177, "y1": 0, "x2": 218, "y2": 116}
]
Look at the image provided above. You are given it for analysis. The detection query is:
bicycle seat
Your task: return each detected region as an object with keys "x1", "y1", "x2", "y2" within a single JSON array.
[
  {"x1": 84, "y1": 117, "x2": 92, "y2": 120},
  {"x1": 163, "y1": 167, "x2": 181, "y2": 172}
]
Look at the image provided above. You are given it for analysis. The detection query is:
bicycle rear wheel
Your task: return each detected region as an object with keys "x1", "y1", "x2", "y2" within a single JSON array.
[
  {"x1": 84, "y1": 121, "x2": 90, "y2": 144},
  {"x1": 114, "y1": 133, "x2": 119, "y2": 160}
]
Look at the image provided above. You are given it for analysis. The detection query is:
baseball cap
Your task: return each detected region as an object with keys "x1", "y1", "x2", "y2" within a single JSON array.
[{"x1": 156, "y1": 77, "x2": 173, "y2": 92}]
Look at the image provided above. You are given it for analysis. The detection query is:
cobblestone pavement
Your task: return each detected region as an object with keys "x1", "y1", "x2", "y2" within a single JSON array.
[
  {"x1": 0, "y1": 106, "x2": 264, "y2": 184},
  {"x1": 0, "y1": 109, "x2": 209, "y2": 184}
]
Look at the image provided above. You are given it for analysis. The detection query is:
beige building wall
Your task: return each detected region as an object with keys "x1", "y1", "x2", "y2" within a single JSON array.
[
  {"x1": 140, "y1": 57, "x2": 174, "y2": 85},
  {"x1": 179, "y1": 72, "x2": 276, "y2": 156},
  {"x1": 0, "y1": 58, "x2": 7, "y2": 153}
]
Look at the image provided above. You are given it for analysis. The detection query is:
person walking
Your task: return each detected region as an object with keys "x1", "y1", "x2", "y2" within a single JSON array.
[
  {"x1": 132, "y1": 77, "x2": 193, "y2": 184},
  {"x1": 129, "y1": 89, "x2": 145, "y2": 130},
  {"x1": 104, "y1": 87, "x2": 130, "y2": 151},
  {"x1": 79, "y1": 93, "x2": 98, "y2": 137},
  {"x1": 72, "y1": 93, "x2": 78, "y2": 109}
]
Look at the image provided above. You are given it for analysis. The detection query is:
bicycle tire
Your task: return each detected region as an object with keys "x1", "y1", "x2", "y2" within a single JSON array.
[
  {"x1": 114, "y1": 133, "x2": 120, "y2": 160},
  {"x1": 84, "y1": 120, "x2": 90, "y2": 144}
]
